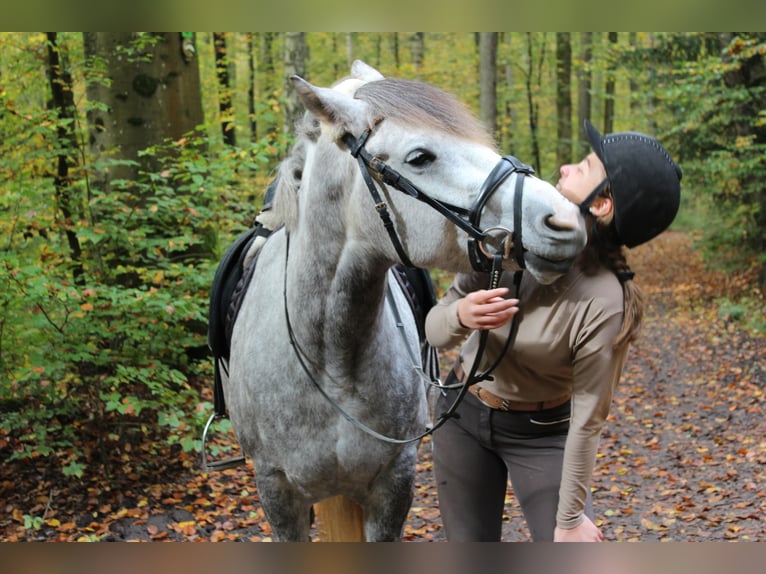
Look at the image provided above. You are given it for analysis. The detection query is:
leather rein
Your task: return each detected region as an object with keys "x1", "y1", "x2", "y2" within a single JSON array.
[{"x1": 284, "y1": 121, "x2": 534, "y2": 444}]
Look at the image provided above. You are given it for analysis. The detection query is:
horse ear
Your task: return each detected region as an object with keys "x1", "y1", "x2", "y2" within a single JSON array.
[
  {"x1": 291, "y1": 76, "x2": 367, "y2": 138},
  {"x1": 350, "y1": 60, "x2": 384, "y2": 82}
]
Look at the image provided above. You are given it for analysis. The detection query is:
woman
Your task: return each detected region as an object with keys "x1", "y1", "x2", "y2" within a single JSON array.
[{"x1": 425, "y1": 120, "x2": 682, "y2": 542}]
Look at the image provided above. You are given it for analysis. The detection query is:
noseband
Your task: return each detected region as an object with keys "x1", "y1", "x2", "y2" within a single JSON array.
[{"x1": 341, "y1": 122, "x2": 535, "y2": 272}]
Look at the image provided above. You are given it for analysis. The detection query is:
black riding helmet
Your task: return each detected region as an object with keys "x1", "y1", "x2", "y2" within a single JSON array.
[{"x1": 581, "y1": 119, "x2": 682, "y2": 248}]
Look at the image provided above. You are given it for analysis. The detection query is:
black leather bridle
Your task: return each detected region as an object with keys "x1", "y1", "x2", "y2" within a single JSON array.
[
  {"x1": 341, "y1": 120, "x2": 535, "y2": 273},
  {"x1": 277, "y1": 123, "x2": 535, "y2": 445}
]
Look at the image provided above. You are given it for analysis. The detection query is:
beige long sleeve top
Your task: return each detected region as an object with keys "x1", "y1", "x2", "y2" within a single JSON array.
[{"x1": 425, "y1": 265, "x2": 629, "y2": 529}]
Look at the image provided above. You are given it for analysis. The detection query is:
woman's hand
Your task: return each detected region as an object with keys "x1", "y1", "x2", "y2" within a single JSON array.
[
  {"x1": 457, "y1": 288, "x2": 519, "y2": 330},
  {"x1": 554, "y1": 515, "x2": 604, "y2": 542}
]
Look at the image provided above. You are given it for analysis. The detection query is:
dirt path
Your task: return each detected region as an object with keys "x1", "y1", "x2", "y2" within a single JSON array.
[{"x1": 2, "y1": 232, "x2": 764, "y2": 542}]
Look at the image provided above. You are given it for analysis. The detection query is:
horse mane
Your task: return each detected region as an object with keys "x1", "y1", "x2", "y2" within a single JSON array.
[
  {"x1": 355, "y1": 78, "x2": 495, "y2": 148},
  {"x1": 268, "y1": 112, "x2": 320, "y2": 231}
]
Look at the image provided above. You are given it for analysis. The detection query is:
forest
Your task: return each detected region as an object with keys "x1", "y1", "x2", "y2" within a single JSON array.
[{"x1": 0, "y1": 32, "x2": 765, "y2": 541}]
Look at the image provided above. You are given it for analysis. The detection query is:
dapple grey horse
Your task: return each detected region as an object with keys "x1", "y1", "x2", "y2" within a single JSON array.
[{"x1": 225, "y1": 61, "x2": 587, "y2": 541}]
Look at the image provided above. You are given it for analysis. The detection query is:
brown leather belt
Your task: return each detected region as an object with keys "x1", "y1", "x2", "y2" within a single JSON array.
[{"x1": 453, "y1": 361, "x2": 570, "y2": 412}]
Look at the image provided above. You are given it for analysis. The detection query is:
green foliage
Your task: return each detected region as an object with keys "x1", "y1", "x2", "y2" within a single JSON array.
[
  {"x1": 650, "y1": 33, "x2": 766, "y2": 276},
  {"x1": 0, "y1": 31, "x2": 284, "y2": 481},
  {"x1": 716, "y1": 296, "x2": 766, "y2": 336},
  {"x1": 2, "y1": 31, "x2": 765, "y2": 488}
]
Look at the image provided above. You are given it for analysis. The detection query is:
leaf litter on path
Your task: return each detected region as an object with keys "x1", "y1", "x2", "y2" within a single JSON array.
[{"x1": 1, "y1": 231, "x2": 763, "y2": 542}]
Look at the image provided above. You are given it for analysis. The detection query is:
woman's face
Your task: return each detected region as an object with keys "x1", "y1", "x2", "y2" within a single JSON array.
[{"x1": 556, "y1": 152, "x2": 607, "y2": 205}]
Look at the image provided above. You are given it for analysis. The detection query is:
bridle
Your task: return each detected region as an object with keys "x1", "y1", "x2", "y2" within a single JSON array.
[
  {"x1": 283, "y1": 120, "x2": 534, "y2": 445},
  {"x1": 340, "y1": 118, "x2": 535, "y2": 273}
]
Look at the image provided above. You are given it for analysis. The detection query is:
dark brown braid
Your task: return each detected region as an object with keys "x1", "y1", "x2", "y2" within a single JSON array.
[{"x1": 579, "y1": 188, "x2": 645, "y2": 349}]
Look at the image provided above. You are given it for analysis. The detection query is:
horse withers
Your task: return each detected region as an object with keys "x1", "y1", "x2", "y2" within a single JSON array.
[{"x1": 223, "y1": 61, "x2": 587, "y2": 541}]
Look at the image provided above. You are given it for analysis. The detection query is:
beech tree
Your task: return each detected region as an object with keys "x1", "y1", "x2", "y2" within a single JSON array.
[{"x1": 84, "y1": 33, "x2": 204, "y2": 188}]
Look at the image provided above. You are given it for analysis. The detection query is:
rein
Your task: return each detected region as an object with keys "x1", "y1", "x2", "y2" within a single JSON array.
[{"x1": 283, "y1": 232, "x2": 521, "y2": 445}]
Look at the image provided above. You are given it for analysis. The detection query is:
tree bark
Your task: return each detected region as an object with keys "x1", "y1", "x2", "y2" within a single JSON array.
[
  {"x1": 628, "y1": 32, "x2": 640, "y2": 113},
  {"x1": 260, "y1": 32, "x2": 277, "y2": 139},
  {"x1": 501, "y1": 33, "x2": 516, "y2": 154},
  {"x1": 555, "y1": 32, "x2": 572, "y2": 167},
  {"x1": 479, "y1": 32, "x2": 498, "y2": 138},
  {"x1": 84, "y1": 33, "x2": 204, "y2": 189},
  {"x1": 46, "y1": 32, "x2": 84, "y2": 283},
  {"x1": 346, "y1": 32, "x2": 354, "y2": 65},
  {"x1": 603, "y1": 32, "x2": 618, "y2": 134},
  {"x1": 247, "y1": 32, "x2": 257, "y2": 142},
  {"x1": 410, "y1": 32, "x2": 425, "y2": 74},
  {"x1": 391, "y1": 33, "x2": 400, "y2": 70},
  {"x1": 283, "y1": 32, "x2": 307, "y2": 137},
  {"x1": 577, "y1": 32, "x2": 593, "y2": 156},
  {"x1": 214, "y1": 32, "x2": 236, "y2": 146},
  {"x1": 523, "y1": 32, "x2": 543, "y2": 173}
]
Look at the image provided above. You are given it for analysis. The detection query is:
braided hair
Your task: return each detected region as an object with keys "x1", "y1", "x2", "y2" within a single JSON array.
[{"x1": 579, "y1": 185, "x2": 644, "y2": 349}]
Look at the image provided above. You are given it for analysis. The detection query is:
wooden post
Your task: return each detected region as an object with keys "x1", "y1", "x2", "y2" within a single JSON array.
[{"x1": 313, "y1": 496, "x2": 365, "y2": 542}]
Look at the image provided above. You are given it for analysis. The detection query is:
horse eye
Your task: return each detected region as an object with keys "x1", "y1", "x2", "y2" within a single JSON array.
[{"x1": 405, "y1": 149, "x2": 436, "y2": 167}]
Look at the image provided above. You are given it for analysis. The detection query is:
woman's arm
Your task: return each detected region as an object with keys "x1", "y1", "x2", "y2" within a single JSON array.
[{"x1": 555, "y1": 309, "x2": 628, "y2": 534}]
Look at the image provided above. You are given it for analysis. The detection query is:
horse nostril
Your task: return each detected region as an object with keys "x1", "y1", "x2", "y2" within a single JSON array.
[{"x1": 545, "y1": 211, "x2": 579, "y2": 232}]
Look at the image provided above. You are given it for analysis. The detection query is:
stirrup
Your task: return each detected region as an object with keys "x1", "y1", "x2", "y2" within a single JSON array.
[{"x1": 201, "y1": 412, "x2": 246, "y2": 471}]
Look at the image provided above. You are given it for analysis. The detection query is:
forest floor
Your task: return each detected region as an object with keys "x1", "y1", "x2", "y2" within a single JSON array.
[{"x1": 2, "y1": 231, "x2": 765, "y2": 542}]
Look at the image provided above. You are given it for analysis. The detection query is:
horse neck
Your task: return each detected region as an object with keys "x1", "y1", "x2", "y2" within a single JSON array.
[{"x1": 285, "y1": 155, "x2": 392, "y2": 370}]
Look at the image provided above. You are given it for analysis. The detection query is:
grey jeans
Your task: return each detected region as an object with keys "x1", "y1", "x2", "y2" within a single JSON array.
[{"x1": 431, "y1": 372, "x2": 593, "y2": 542}]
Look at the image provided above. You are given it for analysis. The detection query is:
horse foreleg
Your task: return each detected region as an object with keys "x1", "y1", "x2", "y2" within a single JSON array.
[
  {"x1": 362, "y1": 449, "x2": 418, "y2": 542},
  {"x1": 255, "y1": 470, "x2": 312, "y2": 542}
]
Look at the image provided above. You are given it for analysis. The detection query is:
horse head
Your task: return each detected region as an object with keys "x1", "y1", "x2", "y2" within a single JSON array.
[{"x1": 291, "y1": 61, "x2": 587, "y2": 284}]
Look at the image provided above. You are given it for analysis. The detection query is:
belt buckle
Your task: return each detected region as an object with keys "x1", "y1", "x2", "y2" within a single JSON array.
[{"x1": 500, "y1": 398, "x2": 512, "y2": 412}]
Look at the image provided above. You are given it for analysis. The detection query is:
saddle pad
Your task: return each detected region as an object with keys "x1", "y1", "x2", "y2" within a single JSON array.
[{"x1": 207, "y1": 224, "x2": 272, "y2": 361}]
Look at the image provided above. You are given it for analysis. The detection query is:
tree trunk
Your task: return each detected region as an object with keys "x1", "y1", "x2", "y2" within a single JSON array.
[
  {"x1": 502, "y1": 33, "x2": 516, "y2": 154},
  {"x1": 374, "y1": 33, "x2": 382, "y2": 67},
  {"x1": 524, "y1": 32, "x2": 543, "y2": 173},
  {"x1": 577, "y1": 32, "x2": 593, "y2": 156},
  {"x1": 628, "y1": 32, "x2": 640, "y2": 113},
  {"x1": 646, "y1": 33, "x2": 659, "y2": 134},
  {"x1": 478, "y1": 32, "x2": 498, "y2": 138},
  {"x1": 346, "y1": 32, "x2": 354, "y2": 65},
  {"x1": 603, "y1": 32, "x2": 618, "y2": 134},
  {"x1": 555, "y1": 32, "x2": 573, "y2": 167},
  {"x1": 410, "y1": 32, "x2": 425, "y2": 74},
  {"x1": 247, "y1": 32, "x2": 257, "y2": 142},
  {"x1": 283, "y1": 32, "x2": 307, "y2": 137},
  {"x1": 214, "y1": 32, "x2": 236, "y2": 146},
  {"x1": 260, "y1": 32, "x2": 277, "y2": 139},
  {"x1": 84, "y1": 33, "x2": 204, "y2": 189},
  {"x1": 391, "y1": 33, "x2": 400, "y2": 70},
  {"x1": 46, "y1": 32, "x2": 84, "y2": 283}
]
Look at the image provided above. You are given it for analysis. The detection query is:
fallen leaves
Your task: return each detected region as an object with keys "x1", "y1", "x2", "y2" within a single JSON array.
[{"x1": 1, "y1": 231, "x2": 763, "y2": 542}]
